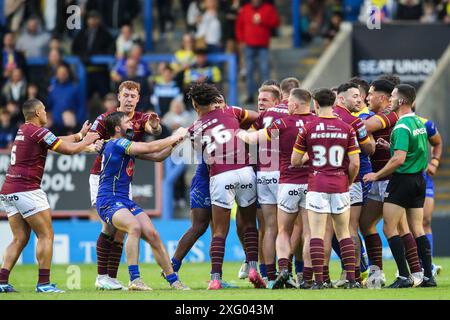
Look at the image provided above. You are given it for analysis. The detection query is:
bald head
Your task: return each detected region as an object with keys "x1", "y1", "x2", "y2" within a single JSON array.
[{"x1": 22, "y1": 99, "x2": 44, "y2": 120}]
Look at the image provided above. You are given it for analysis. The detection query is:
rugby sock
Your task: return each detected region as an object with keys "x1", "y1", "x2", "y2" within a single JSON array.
[
  {"x1": 165, "y1": 272, "x2": 179, "y2": 285},
  {"x1": 426, "y1": 233, "x2": 433, "y2": 257},
  {"x1": 323, "y1": 265, "x2": 330, "y2": 283},
  {"x1": 38, "y1": 269, "x2": 50, "y2": 285},
  {"x1": 295, "y1": 260, "x2": 304, "y2": 274},
  {"x1": 96, "y1": 232, "x2": 113, "y2": 276},
  {"x1": 364, "y1": 233, "x2": 383, "y2": 270},
  {"x1": 387, "y1": 236, "x2": 409, "y2": 278},
  {"x1": 259, "y1": 264, "x2": 267, "y2": 278},
  {"x1": 278, "y1": 258, "x2": 289, "y2": 271},
  {"x1": 244, "y1": 228, "x2": 258, "y2": 269},
  {"x1": 0, "y1": 268, "x2": 10, "y2": 284},
  {"x1": 302, "y1": 267, "x2": 313, "y2": 282},
  {"x1": 107, "y1": 241, "x2": 123, "y2": 279},
  {"x1": 401, "y1": 233, "x2": 422, "y2": 273},
  {"x1": 128, "y1": 265, "x2": 140, "y2": 282},
  {"x1": 171, "y1": 257, "x2": 182, "y2": 273},
  {"x1": 355, "y1": 267, "x2": 361, "y2": 283},
  {"x1": 266, "y1": 263, "x2": 277, "y2": 281},
  {"x1": 288, "y1": 254, "x2": 293, "y2": 275},
  {"x1": 310, "y1": 238, "x2": 324, "y2": 283},
  {"x1": 210, "y1": 237, "x2": 226, "y2": 276},
  {"x1": 331, "y1": 235, "x2": 344, "y2": 269},
  {"x1": 339, "y1": 237, "x2": 356, "y2": 282},
  {"x1": 415, "y1": 235, "x2": 433, "y2": 279}
]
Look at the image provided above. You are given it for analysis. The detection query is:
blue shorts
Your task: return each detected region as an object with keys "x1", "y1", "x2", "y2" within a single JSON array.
[
  {"x1": 96, "y1": 196, "x2": 144, "y2": 224},
  {"x1": 190, "y1": 174, "x2": 211, "y2": 209},
  {"x1": 424, "y1": 173, "x2": 434, "y2": 198}
]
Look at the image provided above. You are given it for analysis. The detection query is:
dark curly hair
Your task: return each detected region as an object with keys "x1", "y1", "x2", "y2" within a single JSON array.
[{"x1": 188, "y1": 82, "x2": 222, "y2": 108}]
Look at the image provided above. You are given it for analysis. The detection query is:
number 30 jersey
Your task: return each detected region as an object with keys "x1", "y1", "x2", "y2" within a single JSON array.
[
  {"x1": 188, "y1": 106, "x2": 249, "y2": 177},
  {"x1": 293, "y1": 117, "x2": 360, "y2": 193}
]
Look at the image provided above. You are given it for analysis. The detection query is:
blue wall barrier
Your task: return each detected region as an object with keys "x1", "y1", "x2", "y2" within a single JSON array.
[{"x1": 0, "y1": 219, "x2": 393, "y2": 265}]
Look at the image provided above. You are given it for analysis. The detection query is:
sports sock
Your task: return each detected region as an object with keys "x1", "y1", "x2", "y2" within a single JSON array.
[
  {"x1": 107, "y1": 241, "x2": 123, "y2": 279},
  {"x1": 416, "y1": 235, "x2": 433, "y2": 279},
  {"x1": 278, "y1": 258, "x2": 289, "y2": 272},
  {"x1": 38, "y1": 269, "x2": 50, "y2": 285},
  {"x1": 96, "y1": 232, "x2": 113, "y2": 276},
  {"x1": 364, "y1": 233, "x2": 383, "y2": 270},
  {"x1": 210, "y1": 237, "x2": 226, "y2": 276},
  {"x1": 259, "y1": 264, "x2": 267, "y2": 278},
  {"x1": 244, "y1": 228, "x2": 258, "y2": 270},
  {"x1": 128, "y1": 265, "x2": 140, "y2": 282},
  {"x1": 339, "y1": 237, "x2": 356, "y2": 282},
  {"x1": 171, "y1": 257, "x2": 182, "y2": 273},
  {"x1": 401, "y1": 233, "x2": 422, "y2": 273},
  {"x1": 331, "y1": 234, "x2": 344, "y2": 269},
  {"x1": 0, "y1": 268, "x2": 10, "y2": 284},
  {"x1": 165, "y1": 272, "x2": 179, "y2": 285},
  {"x1": 388, "y1": 236, "x2": 409, "y2": 278},
  {"x1": 288, "y1": 254, "x2": 293, "y2": 275},
  {"x1": 426, "y1": 233, "x2": 433, "y2": 257},
  {"x1": 310, "y1": 238, "x2": 324, "y2": 283},
  {"x1": 295, "y1": 260, "x2": 304, "y2": 274},
  {"x1": 323, "y1": 265, "x2": 330, "y2": 283},
  {"x1": 355, "y1": 267, "x2": 361, "y2": 283},
  {"x1": 266, "y1": 263, "x2": 277, "y2": 281},
  {"x1": 302, "y1": 267, "x2": 313, "y2": 282}
]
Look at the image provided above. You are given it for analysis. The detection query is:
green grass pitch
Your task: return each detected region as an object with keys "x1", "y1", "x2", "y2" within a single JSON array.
[{"x1": 2, "y1": 258, "x2": 450, "y2": 300}]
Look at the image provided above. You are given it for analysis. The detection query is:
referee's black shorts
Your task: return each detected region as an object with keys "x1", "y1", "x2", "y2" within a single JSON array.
[{"x1": 384, "y1": 172, "x2": 426, "y2": 209}]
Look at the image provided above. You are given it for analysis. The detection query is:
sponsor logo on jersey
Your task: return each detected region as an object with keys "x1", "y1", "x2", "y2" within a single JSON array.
[
  {"x1": 225, "y1": 183, "x2": 253, "y2": 190},
  {"x1": 118, "y1": 139, "x2": 130, "y2": 149},
  {"x1": 413, "y1": 128, "x2": 426, "y2": 136},
  {"x1": 257, "y1": 177, "x2": 278, "y2": 185},
  {"x1": 357, "y1": 126, "x2": 368, "y2": 139},
  {"x1": 43, "y1": 132, "x2": 57, "y2": 146},
  {"x1": 126, "y1": 159, "x2": 134, "y2": 176}
]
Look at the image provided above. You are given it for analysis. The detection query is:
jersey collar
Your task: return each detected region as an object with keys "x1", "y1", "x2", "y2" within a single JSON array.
[{"x1": 399, "y1": 112, "x2": 416, "y2": 120}]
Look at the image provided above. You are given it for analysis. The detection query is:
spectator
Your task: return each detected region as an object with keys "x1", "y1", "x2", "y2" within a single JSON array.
[
  {"x1": 236, "y1": 0, "x2": 280, "y2": 104},
  {"x1": 222, "y1": 0, "x2": 242, "y2": 54},
  {"x1": 115, "y1": 24, "x2": 140, "y2": 59},
  {"x1": 49, "y1": 35, "x2": 67, "y2": 54},
  {"x1": 1, "y1": 68, "x2": 27, "y2": 106},
  {"x1": 421, "y1": 1, "x2": 438, "y2": 23},
  {"x1": 102, "y1": 93, "x2": 119, "y2": 113},
  {"x1": 5, "y1": 101, "x2": 23, "y2": 126},
  {"x1": 156, "y1": 0, "x2": 175, "y2": 35},
  {"x1": 396, "y1": 0, "x2": 423, "y2": 20},
  {"x1": 16, "y1": 16, "x2": 51, "y2": 58},
  {"x1": 72, "y1": 10, "x2": 115, "y2": 98},
  {"x1": 111, "y1": 44, "x2": 150, "y2": 84},
  {"x1": 171, "y1": 33, "x2": 196, "y2": 74},
  {"x1": 86, "y1": 0, "x2": 140, "y2": 31},
  {"x1": 437, "y1": 0, "x2": 450, "y2": 23},
  {"x1": 28, "y1": 48, "x2": 64, "y2": 97},
  {"x1": 1, "y1": 32, "x2": 27, "y2": 83},
  {"x1": 183, "y1": 48, "x2": 222, "y2": 89},
  {"x1": 0, "y1": 109, "x2": 17, "y2": 149},
  {"x1": 26, "y1": 83, "x2": 45, "y2": 102},
  {"x1": 150, "y1": 64, "x2": 183, "y2": 117},
  {"x1": 47, "y1": 63, "x2": 84, "y2": 135},
  {"x1": 196, "y1": 0, "x2": 223, "y2": 53},
  {"x1": 323, "y1": 11, "x2": 343, "y2": 45},
  {"x1": 187, "y1": 0, "x2": 202, "y2": 32},
  {"x1": 161, "y1": 99, "x2": 195, "y2": 131}
]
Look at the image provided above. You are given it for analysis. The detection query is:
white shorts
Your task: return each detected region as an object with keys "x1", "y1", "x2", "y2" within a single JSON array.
[
  {"x1": 0, "y1": 189, "x2": 50, "y2": 219},
  {"x1": 306, "y1": 191, "x2": 350, "y2": 215},
  {"x1": 90, "y1": 174, "x2": 132, "y2": 206},
  {"x1": 210, "y1": 166, "x2": 257, "y2": 209},
  {"x1": 277, "y1": 183, "x2": 308, "y2": 213},
  {"x1": 256, "y1": 171, "x2": 279, "y2": 205},
  {"x1": 367, "y1": 180, "x2": 390, "y2": 203},
  {"x1": 350, "y1": 182, "x2": 363, "y2": 206}
]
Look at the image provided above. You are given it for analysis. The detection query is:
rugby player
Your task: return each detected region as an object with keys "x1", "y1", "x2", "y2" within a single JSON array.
[
  {"x1": 0, "y1": 99, "x2": 99, "y2": 293},
  {"x1": 90, "y1": 81, "x2": 162, "y2": 290},
  {"x1": 364, "y1": 84, "x2": 436, "y2": 288},
  {"x1": 292, "y1": 88, "x2": 360, "y2": 289},
  {"x1": 96, "y1": 111, "x2": 189, "y2": 291},
  {"x1": 187, "y1": 83, "x2": 264, "y2": 290}
]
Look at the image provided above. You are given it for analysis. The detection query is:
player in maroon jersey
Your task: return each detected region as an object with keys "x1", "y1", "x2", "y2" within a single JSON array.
[
  {"x1": 291, "y1": 88, "x2": 361, "y2": 289},
  {"x1": 238, "y1": 88, "x2": 317, "y2": 289},
  {"x1": 187, "y1": 83, "x2": 264, "y2": 290},
  {"x1": 358, "y1": 79, "x2": 396, "y2": 286},
  {"x1": 0, "y1": 99, "x2": 99, "y2": 293},
  {"x1": 333, "y1": 82, "x2": 375, "y2": 284},
  {"x1": 90, "y1": 81, "x2": 163, "y2": 290}
]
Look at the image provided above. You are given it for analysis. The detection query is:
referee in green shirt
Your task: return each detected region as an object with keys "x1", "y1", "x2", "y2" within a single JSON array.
[{"x1": 364, "y1": 84, "x2": 436, "y2": 288}]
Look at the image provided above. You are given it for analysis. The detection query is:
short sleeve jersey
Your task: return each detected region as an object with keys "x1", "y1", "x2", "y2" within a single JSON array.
[
  {"x1": 188, "y1": 106, "x2": 249, "y2": 177},
  {"x1": 251, "y1": 105, "x2": 289, "y2": 171},
  {"x1": 97, "y1": 138, "x2": 135, "y2": 199},
  {"x1": 1, "y1": 123, "x2": 61, "y2": 194},
  {"x1": 265, "y1": 113, "x2": 317, "y2": 184},
  {"x1": 293, "y1": 117, "x2": 360, "y2": 193},
  {"x1": 90, "y1": 111, "x2": 150, "y2": 175},
  {"x1": 390, "y1": 113, "x2": 428, "y2": 174}
]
